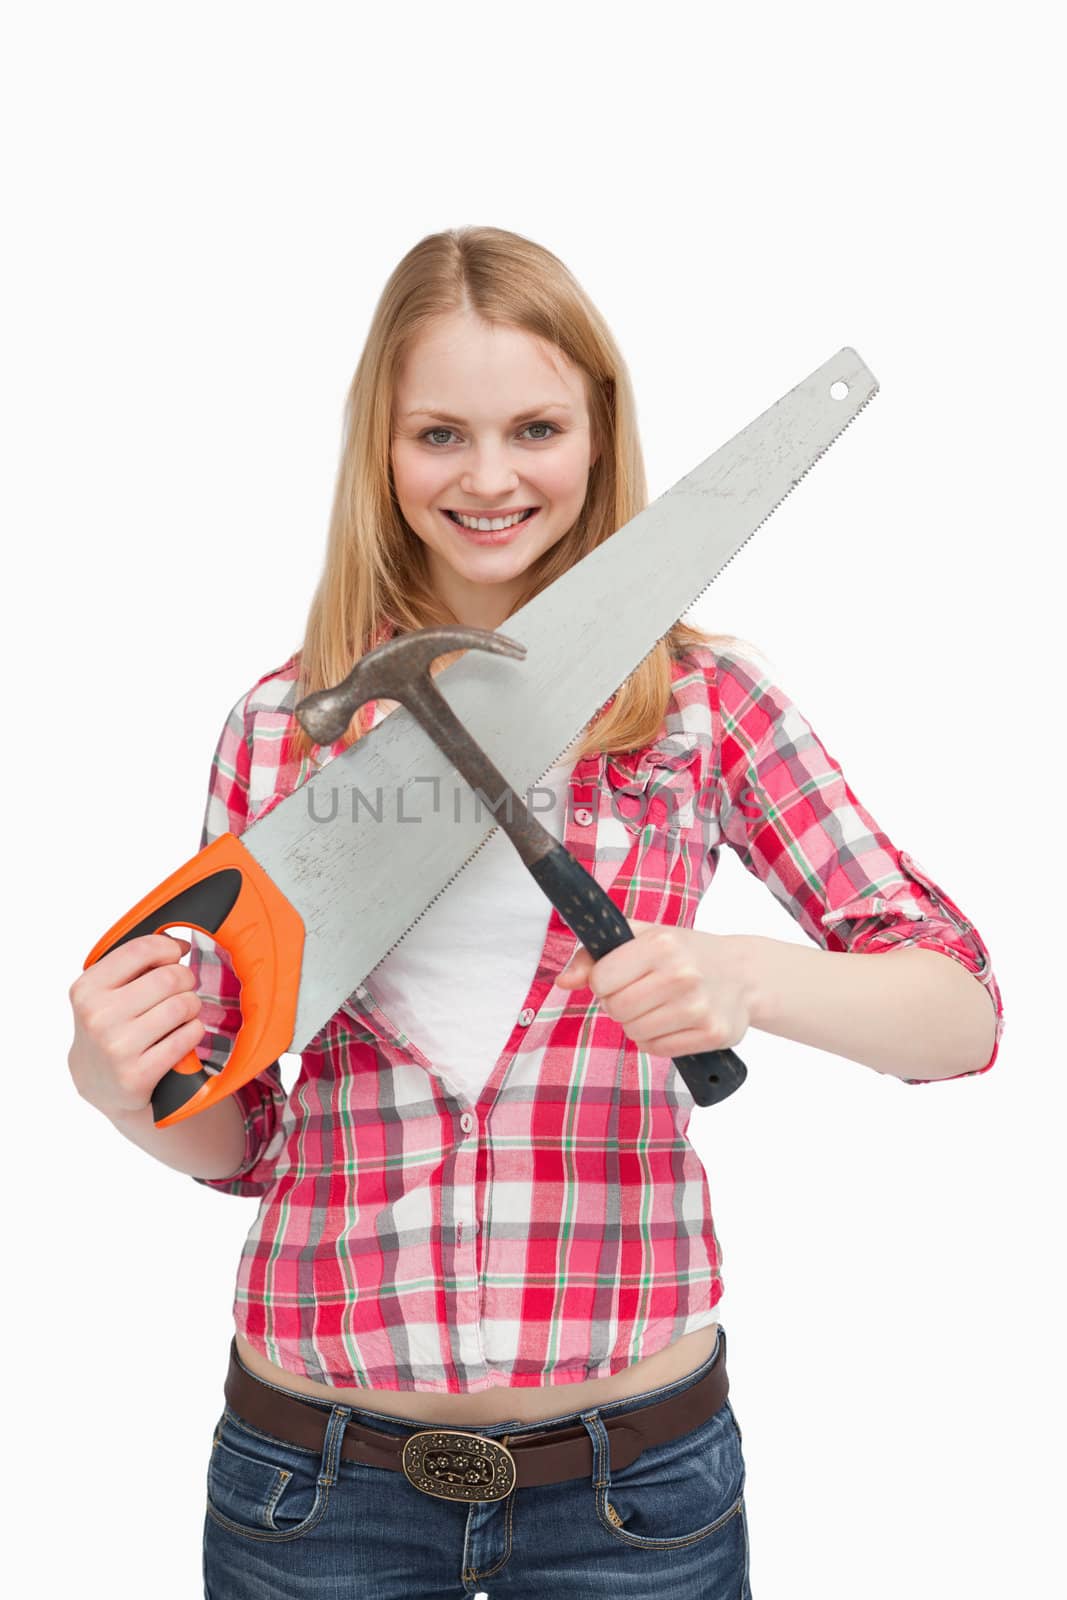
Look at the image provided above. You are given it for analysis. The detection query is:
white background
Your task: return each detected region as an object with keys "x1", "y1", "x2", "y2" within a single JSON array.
[{"x1": 3, "y1": 3, "x2": 1061, "y2": 1595}]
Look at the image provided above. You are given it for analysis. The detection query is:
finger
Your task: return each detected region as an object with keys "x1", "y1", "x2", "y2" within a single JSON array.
[
  {"x1": 116, "y1": 987, "x2": 205, "y2": 1064},
  {"x1": 637, "y1": 1027, "x2": 726, "y2": 1058},
  {"x1": 622, "y1": 996, "x2": 713, "y2": 1047},
  {"x1": 583, "y1": 932, "x2": 666, "y2": 997},
  {"x1": 602, "y1": 969, "x2": 678, "y2": 1024},
  {"x1": 638, "y1": 1005, "x2": 743, "y2": 1055},
  {"x1": 80, "y1": 932, "x2": 192, "y2": 993},
  {"x1": 122, "y1": 951, "x2": 200, "y2": 1023},
  {"x1": 139, "y1": 1014, "x2": 209, "y2": 1086}
]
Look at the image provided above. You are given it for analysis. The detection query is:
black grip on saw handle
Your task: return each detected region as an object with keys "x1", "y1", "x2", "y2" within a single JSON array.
[{"x1": 529, "y1": 843, "x2": 747, "y2": 1107}]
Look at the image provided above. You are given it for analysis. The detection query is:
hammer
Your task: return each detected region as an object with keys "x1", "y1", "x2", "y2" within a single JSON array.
[{"x1": 295, "y1": 625, "x2": 746, "y2": 1107}]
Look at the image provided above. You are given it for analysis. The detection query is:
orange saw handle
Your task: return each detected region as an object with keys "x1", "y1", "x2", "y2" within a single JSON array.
[{"x1": 83, "y1": 833, "x2": 305, "y2": 1130}]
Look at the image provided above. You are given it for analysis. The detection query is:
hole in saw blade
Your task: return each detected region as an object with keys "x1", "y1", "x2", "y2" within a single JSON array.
[{"x1": 830, "y1": 380, "x2": 849, "y2": 400}]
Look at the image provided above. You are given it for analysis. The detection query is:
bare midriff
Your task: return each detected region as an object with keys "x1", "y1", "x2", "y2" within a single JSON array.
[{"x1": 234, "y1": 1320, "x2": 721, "y2": 1426}]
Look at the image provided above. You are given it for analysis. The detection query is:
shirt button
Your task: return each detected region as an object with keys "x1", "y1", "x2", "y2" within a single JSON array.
[
  {"x1": 459, "y1": 1111, "x2": 475, "y2": 1133},
  {"x1": 518, "y1": 1007, "x2": 535, "y2": 1026},
  {"x1": 574, "y1": 808, "x2": 594, "y2": 826}
]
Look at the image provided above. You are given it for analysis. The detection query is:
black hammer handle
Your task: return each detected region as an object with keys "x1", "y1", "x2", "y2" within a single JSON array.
[{"x1": 528, "y1": 843, "x2": 747, "y2": 1107}]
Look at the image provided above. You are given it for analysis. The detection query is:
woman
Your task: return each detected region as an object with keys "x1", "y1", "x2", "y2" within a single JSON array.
[{"x1": 68, "y1": 226, "x2": 1004, "y2": 1597}]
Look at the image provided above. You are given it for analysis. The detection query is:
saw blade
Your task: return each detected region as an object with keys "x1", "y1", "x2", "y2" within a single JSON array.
[{"x1": 238, "y1": 346, "x2": 878, "y2": 1049}]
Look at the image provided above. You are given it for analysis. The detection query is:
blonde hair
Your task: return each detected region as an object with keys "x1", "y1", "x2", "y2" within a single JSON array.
[{"x1": 286, "y1": 225, "x2": 760, "y2": 766}]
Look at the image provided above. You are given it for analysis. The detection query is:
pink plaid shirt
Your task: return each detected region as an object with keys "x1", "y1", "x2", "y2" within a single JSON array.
[{"x1": 189, "y1": 645, "x2": 1005, "y2": 1393}]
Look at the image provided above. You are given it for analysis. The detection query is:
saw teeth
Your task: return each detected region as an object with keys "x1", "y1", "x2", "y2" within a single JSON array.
[{"x1": 676, "y1": 383, "x2": 881, "y2": 619}]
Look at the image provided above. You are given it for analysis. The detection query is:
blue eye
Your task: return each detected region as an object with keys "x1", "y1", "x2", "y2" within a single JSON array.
[{"x1": 419, "y1": 422, "x2": 560, "y2": 446}]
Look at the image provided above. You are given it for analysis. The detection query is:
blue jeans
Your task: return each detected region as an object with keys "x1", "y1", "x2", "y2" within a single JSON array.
[{"x1": 202, "y1": 1325, "x2": 752, "y2": 1598}]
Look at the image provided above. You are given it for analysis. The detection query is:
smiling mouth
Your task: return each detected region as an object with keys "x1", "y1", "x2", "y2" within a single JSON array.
[{"x1": 443, "y1": 508, "x2": 539, "y2": 529}]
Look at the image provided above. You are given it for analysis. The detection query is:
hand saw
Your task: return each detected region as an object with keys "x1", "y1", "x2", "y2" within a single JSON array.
[{"x1": 83, "y1": 348, "x2": 878, "y2": 1127}]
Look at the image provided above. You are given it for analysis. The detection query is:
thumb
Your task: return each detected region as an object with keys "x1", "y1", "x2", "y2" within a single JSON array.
[{"x1": 558, "y1": 947, "x2": 593, "y2": 988}]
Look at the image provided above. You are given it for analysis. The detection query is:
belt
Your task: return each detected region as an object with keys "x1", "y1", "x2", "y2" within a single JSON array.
[{"x1": 223, "y1": 1331, "x2": 729, "y2": 1506}]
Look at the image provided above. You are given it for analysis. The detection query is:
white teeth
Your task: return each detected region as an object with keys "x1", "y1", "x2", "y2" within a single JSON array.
[{"x1": 450, "y1": 509, "x2": 531, "y2": 531}]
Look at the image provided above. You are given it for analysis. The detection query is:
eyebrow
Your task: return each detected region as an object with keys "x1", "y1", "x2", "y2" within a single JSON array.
[{"x1": 400, "y1": 402, "x2": 574, "y2": 424}]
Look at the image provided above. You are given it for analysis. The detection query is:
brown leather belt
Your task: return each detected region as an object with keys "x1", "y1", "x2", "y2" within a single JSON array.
[{"x1": 223, "y1": 1331, "x2": 729, "y2": 1505}]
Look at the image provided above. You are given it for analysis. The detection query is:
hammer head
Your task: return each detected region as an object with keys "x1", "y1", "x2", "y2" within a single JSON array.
[{"x1": 295, "y1": 624, "x2": 527, "y2": 745}]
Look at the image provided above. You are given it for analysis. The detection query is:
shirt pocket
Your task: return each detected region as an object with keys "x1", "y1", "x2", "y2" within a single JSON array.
[{"x1": 604, "y1": 735, "x2": 703, "y2": 836}]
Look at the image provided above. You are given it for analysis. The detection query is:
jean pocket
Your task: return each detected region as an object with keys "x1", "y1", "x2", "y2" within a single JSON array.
[
  {"x1": 205, "y1": 1409, "x2": 335, "y2": 1543},
  {"x1": 592, "y1": 1396, "x2": 746, "y2": 1551}
]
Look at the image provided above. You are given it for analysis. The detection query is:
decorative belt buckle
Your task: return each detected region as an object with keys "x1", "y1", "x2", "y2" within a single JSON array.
[{"x1": 401, "y1": 1429, "x2": 517, "y2": 1503}]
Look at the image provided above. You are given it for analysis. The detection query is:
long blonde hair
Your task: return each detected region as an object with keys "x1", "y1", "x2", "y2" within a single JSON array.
[{"x1": 287, "y1": 225, "x2": 759, "y2": 766}]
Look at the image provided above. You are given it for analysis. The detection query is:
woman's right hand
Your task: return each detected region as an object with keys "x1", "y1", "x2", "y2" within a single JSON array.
[{"x1": 67, "y1": 933, "x2": 206, "y2": 1120}]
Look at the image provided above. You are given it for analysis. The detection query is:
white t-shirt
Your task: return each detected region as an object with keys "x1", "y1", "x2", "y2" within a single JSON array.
[{"x1": 362, "y1": 709, "x2": 581, "y2": 1102}]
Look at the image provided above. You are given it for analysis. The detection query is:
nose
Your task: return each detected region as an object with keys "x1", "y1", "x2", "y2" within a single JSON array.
[{"x1": 459, "y1": 440, "x2": 520, "y2": 501}]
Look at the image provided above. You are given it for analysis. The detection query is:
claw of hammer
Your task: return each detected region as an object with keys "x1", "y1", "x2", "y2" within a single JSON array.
[{"x1": 294, "y1": 624, "x2": 526, "y2": 746}]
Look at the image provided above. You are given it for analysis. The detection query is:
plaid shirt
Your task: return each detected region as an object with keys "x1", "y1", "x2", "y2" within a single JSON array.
[{"x1": 189, "y1": 645, "x2": 1005, "y2": 1392}]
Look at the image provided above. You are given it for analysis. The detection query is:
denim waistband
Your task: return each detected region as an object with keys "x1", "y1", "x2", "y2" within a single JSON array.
[{"x1": 229, "y1": 1323, "x2": 725, "y2": 1443}]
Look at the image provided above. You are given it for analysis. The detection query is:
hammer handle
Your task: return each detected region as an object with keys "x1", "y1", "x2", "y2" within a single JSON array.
[{"x1": 528, "y1": 843, "x2": 747, "y2": 1107}]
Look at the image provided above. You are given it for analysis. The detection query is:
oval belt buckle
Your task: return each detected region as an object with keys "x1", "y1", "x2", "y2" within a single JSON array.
[{"x1": 401, "y1": 1428, "x2": 517, "y2": 1502}]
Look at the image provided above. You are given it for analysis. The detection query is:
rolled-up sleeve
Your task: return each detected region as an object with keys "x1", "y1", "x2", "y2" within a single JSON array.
[
  {"x1": 187, "y1": 694, "x2": 289, "y2": 1195},
  {"x1": 710, "y1": 649, "x2": 1005, "y2": 1082}
]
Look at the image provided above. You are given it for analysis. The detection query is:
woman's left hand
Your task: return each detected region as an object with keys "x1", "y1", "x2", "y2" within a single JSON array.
[{"x1": 556, "y1": 919, "x2": 756, "y2": 1058}]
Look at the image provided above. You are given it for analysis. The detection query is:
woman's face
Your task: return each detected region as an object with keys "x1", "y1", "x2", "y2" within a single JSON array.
[{"x1": 391, "y1": 308, "x2": 599, "y2": 629}]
